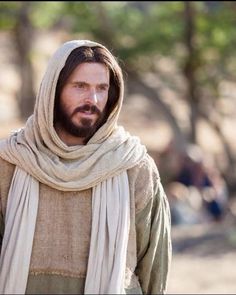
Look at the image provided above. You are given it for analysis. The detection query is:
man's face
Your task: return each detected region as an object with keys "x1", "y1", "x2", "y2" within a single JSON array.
[{"x1": 56, "y1": 62, "x2": 110, "y2": 142}]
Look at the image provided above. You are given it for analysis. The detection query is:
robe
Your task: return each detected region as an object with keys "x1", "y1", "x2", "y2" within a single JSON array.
[{"x1": 0, "y1": 154, "x2": 172, "y2": 294}]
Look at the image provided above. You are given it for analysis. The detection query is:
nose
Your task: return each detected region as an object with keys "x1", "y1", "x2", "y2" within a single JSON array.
[{"x1": 86, "y1": 89, "x2": 98, "y2": 104}]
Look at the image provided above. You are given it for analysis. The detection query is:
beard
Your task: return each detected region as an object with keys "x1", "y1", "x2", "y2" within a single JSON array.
[{"x1": 55, "y1": 103, "x2": 107, "y2": 141}]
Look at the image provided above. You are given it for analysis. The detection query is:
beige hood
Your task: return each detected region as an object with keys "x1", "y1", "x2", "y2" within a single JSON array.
[{"x1": 0, "y1": 40, "x2": 146, "y2": 191}]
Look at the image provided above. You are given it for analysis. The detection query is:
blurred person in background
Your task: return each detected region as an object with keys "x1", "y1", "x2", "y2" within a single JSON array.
[
  {"x1": 0, "y1": 40, "x2": 171, "y2": 294},
  {"x1": 166, "y1": 181, "x2": 204, "y2": 226},
  {"x1": 174, "y1": 144, "x2": 228, "y2": 223}
]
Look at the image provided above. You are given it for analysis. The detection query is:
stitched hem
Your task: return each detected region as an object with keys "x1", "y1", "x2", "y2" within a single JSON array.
[{"x1": 29, "y1": 268, "x2": 86, "y2": 279}]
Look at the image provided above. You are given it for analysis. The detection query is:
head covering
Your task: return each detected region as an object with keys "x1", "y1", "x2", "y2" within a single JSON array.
[{"x1": 0, "y1": 40, "x2": 146, "y2": 191}]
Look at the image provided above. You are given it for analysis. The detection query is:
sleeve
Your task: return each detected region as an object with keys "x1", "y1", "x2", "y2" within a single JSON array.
[{"x1": 135, "y1": 177, "x2": 172, "y2": 294}]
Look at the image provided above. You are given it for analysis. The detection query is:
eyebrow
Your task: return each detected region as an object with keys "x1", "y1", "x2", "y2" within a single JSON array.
[{"x1": 71, "y1": 81, "x2": 109, "y2": 88}]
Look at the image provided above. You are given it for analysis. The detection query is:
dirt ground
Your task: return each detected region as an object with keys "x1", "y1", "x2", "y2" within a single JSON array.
[{"x1": 167, "y1": 214, "x2": 236, "y2": 294}]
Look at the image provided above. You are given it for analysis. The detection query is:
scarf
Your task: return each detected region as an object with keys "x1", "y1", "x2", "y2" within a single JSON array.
[{"x1": 0, "y1": 40, "x2": 146, "y2": 294}]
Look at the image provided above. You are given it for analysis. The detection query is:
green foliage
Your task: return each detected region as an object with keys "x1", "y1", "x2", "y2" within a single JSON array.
[
  {"x1": 0, "y1": 2, "x2": 21, "y2": 29},
  {"x1": 192, "y1": 2, "x2": 236, "y2": 94},
  {"x1": 30, "y1": 2, "x2": 66, "y2": 29}
]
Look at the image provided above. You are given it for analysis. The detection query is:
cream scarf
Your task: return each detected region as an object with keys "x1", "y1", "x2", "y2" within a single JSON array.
[{"x1": 0, "y1": 40, "x2": 146, "y2": 294}]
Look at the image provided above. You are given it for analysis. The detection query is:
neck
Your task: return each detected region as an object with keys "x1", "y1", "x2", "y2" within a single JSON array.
[{"x1": 55, "y1": 125, "x2": 85, "y2": 146}]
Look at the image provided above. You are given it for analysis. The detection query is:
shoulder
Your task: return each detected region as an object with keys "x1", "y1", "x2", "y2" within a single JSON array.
[
  {"x1": 127, "y1": 153, "x2": 160, "y2": 213},
  {"x1": 143, "y1": 153, "x2": 160, "y2": 179},
  {"x1": 128, "y1": 153, "x2": 159, "y2": 184}
]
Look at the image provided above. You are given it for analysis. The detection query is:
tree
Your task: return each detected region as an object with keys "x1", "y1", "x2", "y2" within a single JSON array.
[{"x1": 14, "y1": 2, "x2": 35, "y2": 119}]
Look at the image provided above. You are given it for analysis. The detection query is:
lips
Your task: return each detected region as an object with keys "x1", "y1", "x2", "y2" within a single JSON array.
[
  {"x1": 80, "y1": 109, "x2": 93, "y2": 114},
  {"x1": 78, "y1": 110, "x2": 95, "y2": 117}
]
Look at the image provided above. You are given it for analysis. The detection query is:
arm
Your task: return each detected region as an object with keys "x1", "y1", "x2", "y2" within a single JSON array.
[{"x1": 135, "y1": 178, "x2": 172, "y2": 294}]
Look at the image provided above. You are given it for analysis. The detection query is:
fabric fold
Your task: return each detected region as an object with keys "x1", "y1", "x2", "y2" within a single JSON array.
[
  {"x1": 85, "y1": 171, "x2": 130, "y2": 294},
  {"x1": 0, "y1": 167, "x2": 39, "y2": 294}
]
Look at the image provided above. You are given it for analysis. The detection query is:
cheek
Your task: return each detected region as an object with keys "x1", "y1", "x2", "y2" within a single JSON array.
[
  {"x1": 98, "y1": 93, "x2": 109, "y2": 110},
  {"x1": 60, "y1": 90, "x2": 77, "y2": 112},
  {"x1": 59, "y1": 98, "x2": 73, "y2": 117}
]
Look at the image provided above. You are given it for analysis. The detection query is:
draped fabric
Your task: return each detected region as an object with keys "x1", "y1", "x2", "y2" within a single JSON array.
[
  {"x1": 85, "y1": 171, "x2": 130, "y2": 294},
  {"x1": 0, "y1": 168, "x2": 39, "y2": 293}
]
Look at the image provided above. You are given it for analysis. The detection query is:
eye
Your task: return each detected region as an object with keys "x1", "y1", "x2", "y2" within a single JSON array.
[
  {"x1": 98, "y1": 84, "x2": 109, "y2": 91},
  {"x1": 74, "y1": 82, "x2": 86, "y2": 89}
]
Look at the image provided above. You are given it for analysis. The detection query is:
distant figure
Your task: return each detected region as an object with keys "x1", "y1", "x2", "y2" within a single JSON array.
[
  {"x1": 0, "y1": 40, "x2": 171, "y2": 294},
  {"x1": 166, "y1": 181, "x2": 204, "y2": 225},
  {"x1": 175, "y1": 144, "x2": 228, "y2": 222}
]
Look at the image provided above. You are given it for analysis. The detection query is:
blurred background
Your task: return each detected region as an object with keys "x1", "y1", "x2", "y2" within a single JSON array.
[{"x1": 0, "y1": 1, "x2": 236, "y2": 293}]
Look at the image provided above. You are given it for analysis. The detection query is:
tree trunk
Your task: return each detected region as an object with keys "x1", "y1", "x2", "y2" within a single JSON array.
[
  {"x1": 183, "y1": 1, "x2": 199, "y2": 143},
  {"x1": 14, "y1": 2, "x2": 35, "y2": 120}
]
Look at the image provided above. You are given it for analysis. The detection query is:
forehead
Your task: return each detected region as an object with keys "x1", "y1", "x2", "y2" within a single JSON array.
[{"x1": 69, "y1": 62, "x2": 110, "y2": 82}]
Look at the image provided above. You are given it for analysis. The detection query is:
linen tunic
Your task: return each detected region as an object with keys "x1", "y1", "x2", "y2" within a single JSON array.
[{"x1": 0, "y1": 154, "x2": 172, "y2": 294}]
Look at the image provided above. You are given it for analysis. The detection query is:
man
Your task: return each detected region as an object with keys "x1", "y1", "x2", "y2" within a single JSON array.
[{"x1": 0, "y1": 40, "x2": 171, "y2": 294}]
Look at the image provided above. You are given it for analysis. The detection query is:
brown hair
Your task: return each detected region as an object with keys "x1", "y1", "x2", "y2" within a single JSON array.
[{"x1": 54, "y1": 46, "x2": 122, "y2": 123}]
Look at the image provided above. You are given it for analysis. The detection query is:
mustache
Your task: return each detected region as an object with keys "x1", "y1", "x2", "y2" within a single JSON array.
[{"x1": 71, "y1": 104, "x2": 101, "y2": 116}]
